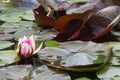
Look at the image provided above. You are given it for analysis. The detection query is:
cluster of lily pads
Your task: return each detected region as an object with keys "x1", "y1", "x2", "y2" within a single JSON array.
[{"x1": 0, "y1": 0, "x2": 120, "y2": 80}]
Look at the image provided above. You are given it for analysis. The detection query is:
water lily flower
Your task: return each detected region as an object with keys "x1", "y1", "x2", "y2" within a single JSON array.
[{"x1": 15, "y1": 35, "x2": 43, "y2": 58}]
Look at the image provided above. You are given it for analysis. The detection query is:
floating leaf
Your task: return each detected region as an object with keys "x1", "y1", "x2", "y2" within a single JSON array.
[
  {"x1": 38, "y1": 41, "x2": 112, "y2": 72},
  {"x1": 0, "y1": 7, "x2": 35, "y2": 22},
  {"x1": 75, "y1": 77, "x2": 90, "y2": 80},
  {"x1": 110, "y1": 56, "x2": 120, "y2": 66},
  {"x1": 0, "y1": 50, "x2": 19, "y2": 66},
  {"x1": 11, "y1": 0, "x2": 39, "y2": 9},
  {"x1": 1, "y1": 21, "x2": 38, "y2": 28},
  {"x1": 45, "y1": 40, "x2": 62, "y2": 48},
  {"x1": 104, "y1": 42, "x2": 120, "y2": 56},
  {"x1": 0, "y1": 41, "x2": 14, "y2": 50},
  {"x1": 14, "y1": 28, "x2": 35, "y2": 39},
  {"x1": 66, "y1": 0, "x2": 100, "y2": 14},
  {"x1": 69, "y1": 0, "x2": 90, "y2": 3},
  {"x1": 0, "y1": 1, "x2": 16, "y2": 11},
  {"x1": 3, "y1": 27, "x2": 18, "y2": 34},
  {"x1": 0, "y1": 34, "x2": 13, "y2": 40},
  {"x1": 31, "y1": 65, "x2": 71, "y2": 80},
  {"x1": 0, "y1": 65, "x2": 33, "y2": 80},
  {"x1": 96, "y1": 65, "x2": 120, "y2": 79},
  {"x1": 34, "y1": 29, "x2": 59, "y2": 41}
]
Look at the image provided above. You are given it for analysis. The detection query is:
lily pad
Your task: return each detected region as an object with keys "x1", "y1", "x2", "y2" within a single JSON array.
[
  {"x1": 45, "y1": 40, "x2": 62, "y2": 48},
  {"x1": 11, "y1": 0, "x2": 39, "y2": 9},
  {"x1": 110, "y1": 56, "x2": 120, "y2": 66},
  {"x1": 0, "y1": 50, "x2": 19, "y2": 66},
  {"x1": 75, "y1": 77, "x2": 90, "y2": 80},
  {"x1": 3, "y1": 27, "x2": 18, "y2": 34},
  {"x1": 0, "y1": 34, "x2": 13, "y2": 40},
  {"x1": 104, "y1": 42, "x2": 120, "y2": 56},
  {"x1": 96, "y1": 65, "x2": 120, "y2": 80},
  {"x1": 0, "y1": 1, "x2": 16, "y2": 11},
  {"x1": 14, "y1": 28, "x2": 35, "y2": 39},
  {"x1": 0, "y1": 65, "x2": 33, "y2": 80},
  {"x1": 69, "y1": 0, "x2": 90, "y2": 3},
  {"x1": 1, "y1": 21, "x2": 38, "y2": 28},
  {"x1": 0, "y1": 7, "x2": 34, "y2": 22},
  {"x1": 31, "y1": 65, "x2": 71, "y2": 80},
  {"x1": 38, "y1": 41, "x2": 112, "y2": 72},
  {"x1": 34, "y1": 29, "x2": 59, "y2": 41},
  {"x1": 66, "y1": 0, "x2": 100, "y2": 14},
  {"x1": 0, "y1": 41, "x2": 14, "y2": 50}
]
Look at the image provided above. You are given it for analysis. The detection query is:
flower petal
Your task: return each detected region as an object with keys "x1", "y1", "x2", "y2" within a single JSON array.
[{"x1": 21, "y1": 43, "x2": 31, "y2": 57}]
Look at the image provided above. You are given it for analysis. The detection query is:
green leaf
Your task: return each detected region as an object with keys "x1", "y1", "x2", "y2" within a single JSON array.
[
  {"x1": 0, "y1": 41, "x2": 14, "y2": 50},
  {"x1": 66, "y1": 0, "x2": 100, "y2": 14},
  {"x1": 0, "y1": 34, "x2": 13, "y2": 40},
  {"x1": 0, "y1": 2, "x2": 16, "y2": 11},
  {"x1": 1, "y1": 21, "x2": 37, "y2": 28},
  {"x1": 0, "y1": 7, "x2": 34, "y2": 22},
  {"x1": 0, "y1": 50, "x2": 19, "y2": 66},
  {"x1": 38, "y1": 41, "x2": 112, "y2": 72},
  {"x1": 14, "y1": 28, "x2": 35, "y2": 39},
  {"x1": 110, "y1": 56, "x2": 120, "y2": 66},
  {"x1": 69, "y1": 0, "x2": 90, "y2": 3},
  {"x1": 34, "y1": 29, "x2": 59, "y2": 41},
  {"x1": 96, "y1": 65, "x2": 120, "y2": 79},
  {"x1": 31, "y1": 65, "x2": 71, "y2": 80},
  {"x1": 0, "y1": 65, "x2": 33, "y2": 80},
  {"x1": 45, "y1": 40, "x2": 62, "y2": 48},
  {"x1": 104, "y1": 42, "x2": 120, "y2": 56},
  {"x1": 75, "y1": 77, "x2": 90, "y2": 80}
]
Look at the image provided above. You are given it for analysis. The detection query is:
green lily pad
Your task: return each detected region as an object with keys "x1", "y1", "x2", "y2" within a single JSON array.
[
  {"x1": 31, "y1": 65, "x2": 71, "y2": 80},
  {"x1": 34, "y1": 29, "x2": 59, "y2": 41},
  {"x1": 14, "y1": 28, "x2": 35, "y2": 39},
  {"x1": 3, "y1": 27, "x2": 18, "y2": 34},
  {"x1": 69, "y1": 0, "x2": 90, "y2": 3},
  {"x1": 104, "y1": 42, "x2": 120, "y2": 56},
  {"x1": 1, "y1": 21, "x2": 38, "y2": 28},
  {"x1": 0, "y1": 7, "x2": 34, "y2": 22},
  {"x1": 38, "y1": 41, "x2": 112, "y2": 72},
  {"x1": 110, "y1": 56, "x2": 120, "y2": 66},
  {"x1": 0, "y1": 1, "x2": 16, "y2": 11},
  {"x1": 75, "y1": 77, "x2": 90, "y2": 80},
  {"x1": 66, "y1": 0, "x2": 100, "y2": 14},
  {"x1": 0, "y1": 34, "x2": 13, "y2": 40},
  {"x1": 0, "y1": 65, "x2": 33, "y2": 80},
  {"x1": 0, "y1": 41, "x2": 14, "y2": 50},
  {"x1": 0, "y1": 50, "x2": 19, "y2": 66},
  {"x1": 96, "y1": 65, "x2": 120, "y2": 80},
  {"x1": 45, "y1": 40, "x2": 62, "y2": 48}
]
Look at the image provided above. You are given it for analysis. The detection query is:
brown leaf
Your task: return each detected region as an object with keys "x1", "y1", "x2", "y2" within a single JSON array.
[{"x1": 92, "y1": 15, "x2": 120, "y2": 39}]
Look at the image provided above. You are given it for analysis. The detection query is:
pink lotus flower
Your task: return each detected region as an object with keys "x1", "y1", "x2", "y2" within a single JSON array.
[{"x1": 15, "y1": 35, "x2": 43, "y2": 58}]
